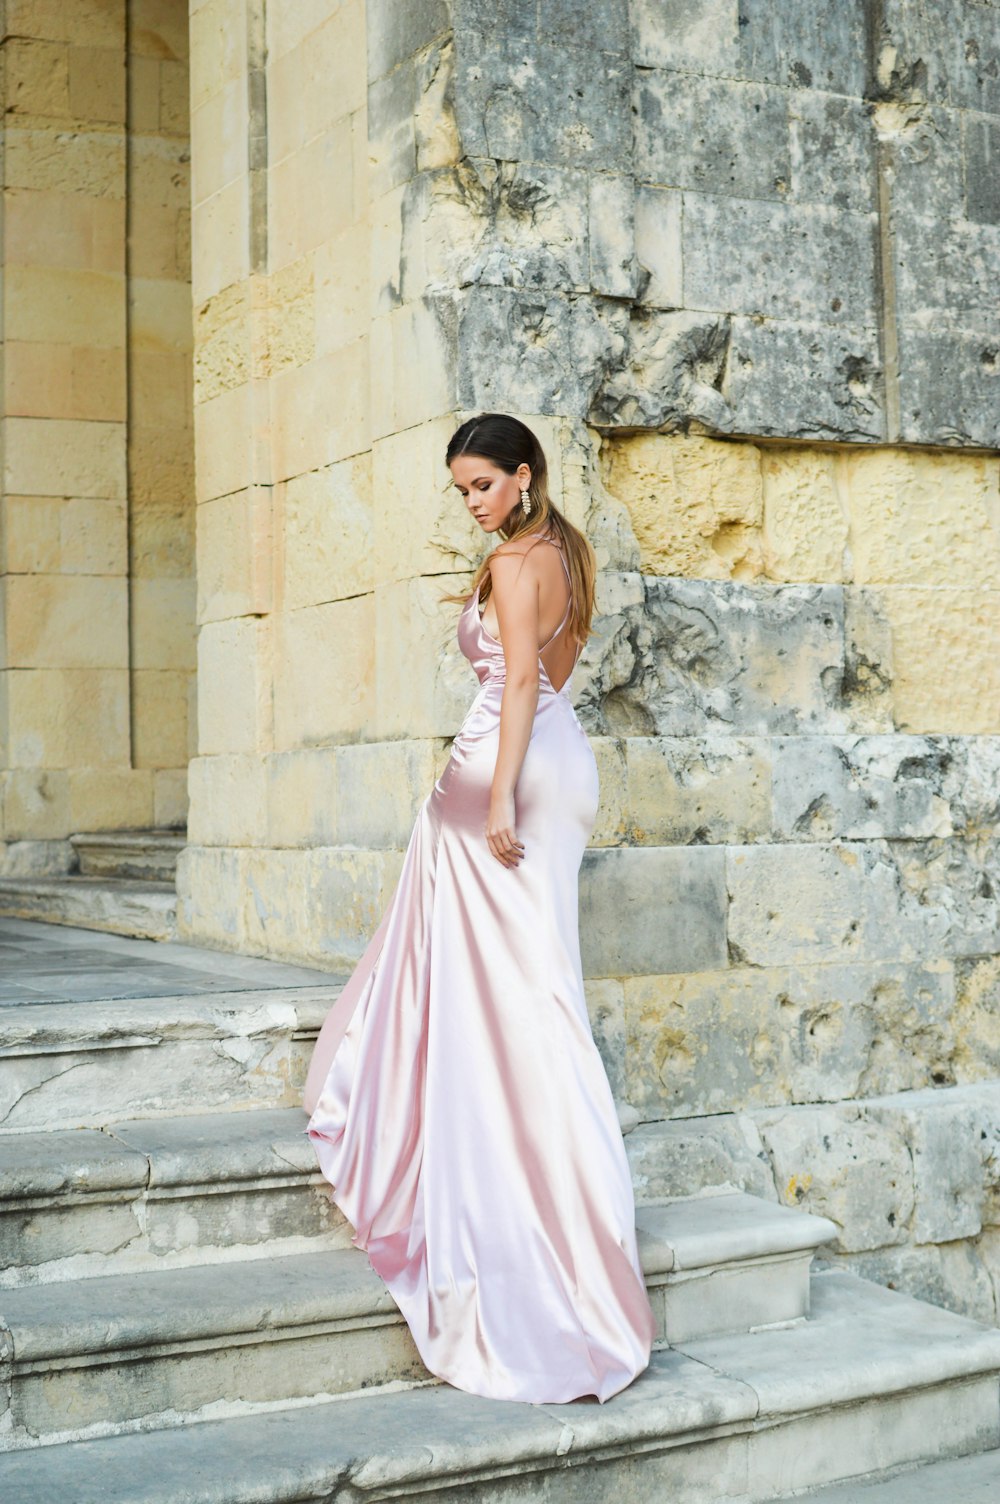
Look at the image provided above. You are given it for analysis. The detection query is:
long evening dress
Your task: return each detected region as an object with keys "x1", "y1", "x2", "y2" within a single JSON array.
[{"x1": 302, "y1": 536, "x2": 655, "y2": 1404}]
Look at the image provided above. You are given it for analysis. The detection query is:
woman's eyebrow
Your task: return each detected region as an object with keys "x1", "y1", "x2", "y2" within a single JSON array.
[{"x1": 455, "y1": 475, "x2": 492, "y2": 486}]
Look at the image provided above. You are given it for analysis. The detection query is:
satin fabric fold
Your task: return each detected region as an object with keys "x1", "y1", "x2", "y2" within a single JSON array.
[{"x1": 302, "y1": 560, "x2": 655, "y2": 1404}]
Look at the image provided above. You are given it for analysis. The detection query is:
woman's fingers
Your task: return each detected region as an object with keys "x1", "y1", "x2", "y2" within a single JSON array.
[{"x1": 486, "y1": 826, "x2": 525, "y2": 867}]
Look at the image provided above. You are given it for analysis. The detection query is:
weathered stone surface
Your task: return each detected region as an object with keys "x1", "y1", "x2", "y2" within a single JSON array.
[
  {"x1": 579, "y1": 845, "x2": 727, "y2": 979},
  {"x1": 824, "y1": 1241, "x2": 998, "y2": 1327},
  {"x1": 626, "y1": 1114, "x2": 779, "y2": 1203},
  {"x1": 771, "y1": 735, "x2": 953, "y2": 842},
  {"x1": 625, "y1": 735, "x2": 771, "y2": 846}
]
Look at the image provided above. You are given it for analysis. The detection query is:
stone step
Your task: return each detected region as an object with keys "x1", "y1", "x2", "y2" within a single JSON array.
[
  {"x1": 69, "y1": 829, "x2": 186, "y2": 882},
  {"x1": 0, "y1": 990, "x2": 336, "y2": 1134},
  {"x1": 1, "y1": 1102, "x2": 834, "y2": 1324},
  {"x1": 0, "y1": 1187, "x2": 837, "y2": 1443},
  {"x1": 771, "y1": 1445, "x2": 1000, "y2": 1503},
  {"x1": 0, "y1": 875, "x2": 178, "y2": 942},
  {"x1": 1, "y1": 1270, "x2": 998, "y2": 1501}
]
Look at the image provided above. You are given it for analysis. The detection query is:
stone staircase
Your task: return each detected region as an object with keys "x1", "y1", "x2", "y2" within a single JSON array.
[
  {"x1": 2, "y1": 960, "x2": 1000, "y2": 1498},
  {"x1": 0, "y1": 828, "x2": 182, "y2": 941}
]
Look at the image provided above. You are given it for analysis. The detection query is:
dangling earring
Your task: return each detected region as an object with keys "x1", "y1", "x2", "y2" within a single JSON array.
[{"x1": 520, "y1": 487, "x2": 531, "y2": 515}]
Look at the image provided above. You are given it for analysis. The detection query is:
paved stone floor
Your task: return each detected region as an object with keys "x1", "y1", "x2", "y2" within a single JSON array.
[
  {"x1": 774, "y1": 1445, "x2": 1000, "y2": 1501},
  {"x1": 0, "y1": 916, "x2": 343, "y2": 1006}
]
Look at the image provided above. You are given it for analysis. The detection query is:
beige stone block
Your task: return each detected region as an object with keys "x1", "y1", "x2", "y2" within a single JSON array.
[
  {"x1": 267, "y1": 116, "x2": 355, "y2": 271},
  {"x1": 369, "y1": 182, "x2": 405, "y2": 320},
  {"x1": 197, "y1": 616, "x2": 272, "y2": 755},
  {"x1": 132, "y1": 667, "x2": 191, "y2": 766},
  {"x1": 130, "y1": 349, "x2": 193, "y2": 429},
  {"x1": 127, "y1": 204, "x2": 187, "y2": 279},
  {"x1": 273, "y1": 594, "x2": 375, "y2": 748},
  {"x1": 158, "y1": 58, "x2": 190, "y2": 135},
  {"x1": 600, "y1": 432, "x2": 764, "y2": 579},
  {"x1": 282, "y1": 454, "x2": 373, "y2": 610},
  {"x1": 69, "y1": 44, "x2": 126, "y2": 124},
  {"x1": 60, "y1": 496, "x2": 128, "y2": 573},
  {"x1": 4, "y1": 124, "x2": 126, "y2": 197},
  {"x1": 5, "y1": 343, "x2": 127, "y2": 422},
  {"x1": 193, "y1": 382, "x2": 251, "y2": 502},
  {"x1": 8, "y1": 668, "x2": 130, "y2": 768},
  {"x1": 190, "y1": 76, "x2": 247, "y2": 206},
  {"x1": 196, "y1": 489, "x2": 266, "y2": 622},
  {"x1": 314, "y1": 220, "x2": 369, "y2": 355},
  {"x1": 237, "y1": 845, "x2": 403, "y2": 970},
  {"x1": 265, "y1": 748, "x2": 339, "y2": 847},
  {"x1": 187, "y1": 754, "x2": 269, "y2": 845},
  {"x1": 129, "y1": 275, "x2": 192, "y2": 353},
  {"x1": 7, "y1": 575, "x2": 129, "y2": 669},
  {"x1": 2, "y1": 496, "x2": 61, "y2": 572},
  {"x1": 267, "y1": 1, "x2": 366, "y2": 164},
  {"x1": 4, "y1": 189, "x2": 125, "y2": 272},
  {"x1": 4, "y1": 417, "x2": 126, "y2": 498},
  {"x1": 68, "y1": 767, "x2": 155, "y2": 831},
  {"x1": 153, "y1": 765, "x2": 189, "y2": 826},
  {"x1": 375, "y1": 299, "x2": 455, "y2": 441},
  {"x1": 269, "y1": 340, "x2": 370, "y2": 481},
  {"x1": 130, "y1": 495, "x2": 194, "y2": 578},
  {"x1": 129, "y1": 134, "x2": 191, "y2": 215},
  {"x1": 626, "y1": 735, "x2": 772, "y2": 845},
  {"x1": 333, "y1": 739, "x2": 442, "y2": 848},
  {"x1": 760, "y1": 447, "x2": 849, "y2": 582},
  {"x1": 371, "y1": 417, "x2": 481, "y2": 586},
  {"x1": 131, "y1": 577, "x2": 197, "y2": 670},
  {"x1": 5, "y1": 37, "x2": 71, "y2": 117},
  {"x1": 5, "y1": 264, "x2": 125, "y2": 347},
  {"x1": 5, "y1": 1, "x2": 122, "y2": 46},
  {"x1": 879, "y1": 586, "x2": 1000, "y2": 734},
  {"x1": 189, "y1": 0, "x2": 247, "y2": 115},
  {"x1": 128, "y1": 53, "x2": 161, "y2": 132},
  {"x1": 128, "y1": 421, "x2": 194, "y2": 506},
  {"x1": 953, "y1": 954, "x2": 1000, "y2": 1083},
  {"x1": 266, "y1": 0, "x2": 342, "y2": 61},
  {"x1": 130, "y1": 0, "x2": 189, "y2": 62},
  {"x1": 191, "y1": 175, "x2": 250, "y2": 304},
  {"x1": 261, "y1": 255, "x2": 315, "y2": 376},
  {"x1": 193, "y1": 281, "x2": 250, "y2": 402},
  {"x1": 374, "y1": 575, "x2": 477, "y2": 740},
  {"x1": 588, "y1": 736, "x2": 628, "y2": 846},
  {"x1": 846, "y1": 448, "x2": 1000, "y2": 588},
  {"x1": 3, "y1": 769, "x2": 71, "y2": 839}
]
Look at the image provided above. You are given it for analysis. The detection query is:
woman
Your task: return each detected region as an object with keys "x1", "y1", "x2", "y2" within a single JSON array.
[{"x1": 302, "y1": 412, "x2": 655, "y2": 1404}]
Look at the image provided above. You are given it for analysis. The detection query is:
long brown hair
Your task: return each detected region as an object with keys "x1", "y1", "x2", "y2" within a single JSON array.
[{"x1": 440, "y1": 413, "x2": 597, "y2": 651}]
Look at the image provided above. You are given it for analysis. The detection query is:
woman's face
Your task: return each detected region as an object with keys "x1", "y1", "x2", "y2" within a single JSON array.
[{"x1": 450, "y1": 454, "x2": 530, "y2": 533}]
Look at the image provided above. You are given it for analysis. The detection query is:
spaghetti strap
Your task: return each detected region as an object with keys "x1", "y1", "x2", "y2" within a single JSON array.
[{"x1": 536, "y1": 537, "x2": 573, "y2": 652}]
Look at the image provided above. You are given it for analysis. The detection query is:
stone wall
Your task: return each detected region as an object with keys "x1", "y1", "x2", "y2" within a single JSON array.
[
  {"x1": 172, "y1": 0, "x2": 1000, "y2": 1324},
  {"x1": 0, "y1": 0, "x2": 193, "y2": 872}
]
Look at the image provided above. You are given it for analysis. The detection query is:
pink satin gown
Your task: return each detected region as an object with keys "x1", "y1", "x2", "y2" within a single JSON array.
[{"x1": 302, "y1": 537, "x2": 655, "y2": 1404}]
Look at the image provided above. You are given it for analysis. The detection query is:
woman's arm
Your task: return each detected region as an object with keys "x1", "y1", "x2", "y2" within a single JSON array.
[{"x1": 484, "y1": 550, "x2": 540, "y2": 869}]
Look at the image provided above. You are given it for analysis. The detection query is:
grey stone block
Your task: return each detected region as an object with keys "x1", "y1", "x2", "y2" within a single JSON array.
[
  {"x1": 634, "y1": 71, "x2": 790, "y2": 201},
  {"x1": 881, "y1": 0, "x2": 1000, "y2": 115},
  {"x1": 790, "y1": 91, "x2": 875, "y2": 215},
  {"x1": 625, "y1": 735, "x2": 772, "y2": 846},
  {"x1": 896, "y1": 323, "x2": 1000, "y2": 450},
  {"x1": 770, "y1": 734, "x2": 954, "y2": 842},
  {"x1": 367, "y1": 0, "x2": 450, "y2": 83},
  {"x1": 579, "y1": 844, "x2": 727, "y2": 977},
  {"x1": 734, "y1": 0, "x2": 869, "y2": 96},
  {"x1": 626, "y1": 1114, "x2": 779, "y2": 1202}
]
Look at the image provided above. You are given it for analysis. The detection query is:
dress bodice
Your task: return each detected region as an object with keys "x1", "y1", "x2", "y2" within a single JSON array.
[{"x1": 456, "y1": 540, "x2": 580, "y2": 697}]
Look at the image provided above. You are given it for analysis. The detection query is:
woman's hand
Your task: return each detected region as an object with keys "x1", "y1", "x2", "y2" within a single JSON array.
[{"x1": 485, "y1": 789, "x2": 524, "y2": 869}]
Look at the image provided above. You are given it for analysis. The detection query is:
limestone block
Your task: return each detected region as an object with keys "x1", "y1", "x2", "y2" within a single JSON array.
[
  {"x1": 771, "y1": 734, "x2": 953, "y2": 842},
  {"x1": 634, "y1": 183, "x2": 682, "y2": 310},
  {"x1": 260, "y1": 255, "x2": 315, "y2": 377},
  {"x1": 626, "y1": 1114, "x2": 778, "y2": 1202},
  {"x1": 369, "y1": 181, "x2": 405, "y2": 318},
  {"x1": 157, "y1": 62, "x2": 189, "y2": 139},
  {"x1": 153, "y1": 766, "x2": 189, "y2": 827},
  {"x1": 578, "y1": 845, "x2": 727, "y2": 979},
  {"x1": 895, "y1": 323, "x2": 1000, "y2": 451},
  {"x1": 267, "y1": 0, "x2": 365, "y2": 164},
  {"x1": 587, "y1": 736, "x2": 627, "y2": 847},
  {"x1": 193, "y1": 383, "x2": 251, "y2": 504},
  {"x1": 132, "y1": 670, "x2": 191, "y2": 767},
  {"x1": 188, "y1": 0, "x2": 248, "y2": 116},
  {"x1": 196, "y1": 489, "x2": 262, "y2": 623},
  {"x1": 945, "y1": 737, "x2": 1000, "y2": 835},
  {"x1": 738, "y1": 0, "x2": 869, "y2": 94},
  {"x1": 600, "y1": 432, "x2": 764, "y2": 580},
  {"x1": 826, "y1": 1241, "x2": 997, "y2": 1327},
  {"x1": 625, "y1": 735, "x2": 771, "y2": 846},
  {"x1": 560, "y1": 420, "x2": 640, "y2": 573},
  {"x1": 3, "y1": 124, "x2": 125, "y2": 198},
  {"x1": 755, "y1": 1104, "x2": 914, "y2": 1251},
  {"x1": 367, "y1": 58, "x2": 418, "y2": 201},
  {"x1": 379, "y1": 297, "x2": 455, "y2": 440},
  {"x1": 788, "y1": 90, "x2": 875, "y2": 215},
  {"x1": 267, "y1": 115, "x2": 355, "y2": 272},
  {"x1": 334, "y1": 740, "x2": 442, "y2": 849},
  {"x1": 636, "y1": 71, "x2": 788, "y2": 200},
  {"x1": 2, "y1": 496, "x2": 61, "y2": 573},
  {"x1": 954, "y1": 955, "x2": 1000, "y2": 1083},
  {"x1": 374, "y1": 575, "x2": 474, "y2": 739},
  {"x1": 129, "y1": 276, "x2": 192, "y2": 355},
  {"x1": 129, "y1": 52, "x2": 161, "y2": 133},
  {"x1": 623, "y1": 959, "x2": 954, "y2": 1122},
  {"x1": 129, "y1": 0, "x2": 189, "y2": 62},
  {"x1": 7, "y1": 576, "x2": 128, "y2": 669},
  {"x1": 3, "y1": 770, "x2": 71, "y2": 839},
  {"x1": 193, "y1": 282, "x2": 250, "y2": 403},
  {"x1": 187, "y1": 754, "x2": 269, "y2": 846},
  {"x1": 5, "y1": 264, "x2": 124, "y2": 347},
  {"x1": 191, "y1": 176, "x2": 250, "y2": 307},
  {"x1": 273, "y1": 595, "x2": 375, "y2": 749},
  {"x1": 886, "y1": 834, "x2": 1000, "y2": 961},
  {"x1": 264, "y1": 749, "x2": 339, "y2": 849},
  {"x1": 130, "y1": 349, "x2": 192, "y2": 430},
  {"x1": 846, "y1": 449, "x2": 1000, "y2": 588},
  {"x1": 865, "y1": 1088, "x2": 989, "y2": 1245},
  {"x1": 631, "y1": 0, "x2": 739, "y2": 73},
  {"x1": 130, "y1": 578, "x2": 197, "y2": 671},
  {"x1": 584, "y1": 978, "x2": 625, "y2": 1099},
  {"x1": 269, "y1": 340, "x2": 370, "y2": 482},
  {"x1": 727, "y1": 840, "x2": 948, "y2": 968},
  {"x1": 367, "y1": 0, "x2": 449, "y2": 84},
  {"x1": 68, "y1": 768, "x2": 155, "y2": 832},
  {"x1": 283, "y1": 453, "x2": 373, "y2": 609},
  {"x1": 880, "y1": 586, "x2": 1000, "y2": 734},
  {"x1": 6, "y1": 342, "x2": 127, "y2": 423},
  {"x1": 7, "y1": 669, "x2": 130, "y2": 769},
  {"x1": 575, "y1": 576, "x2": 851, "y2": 739},
  {"x1": 128, "y1": 423, "x2": 193, "y2": 508},
  {"x1": 190, "y1": 76, "x2": 247, "y2": 207},
  {"x1": 4, "y1": 36, "x2": 71, "y2": 117},
  {"x1": 4, "y1": 0, "x2": 122, "y2": 46},
  {"x1": 371, "y1": 417, "x2": 480, "y2": 587},
  {"x1": 69, "y1": 43, "x2": 126, "y2": 124},
  {"x1": 240, "y1": 845, "x2": 404, "y2": 970},
  {"x1": 196, "y1": 617, "x2": 272, "y2": 756},
  {"x1": 4, "y1": 416, "x2": 126, "y2": 499},
  {"x1": 4, "y1": 188, "x2": 125, "y2": 273},
  {"x1": 759, "y1": 447, "x2": 849, "y2": 582},
  {"x1": 842, "y1": 586, "x2": 895, "y2": 732}
]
